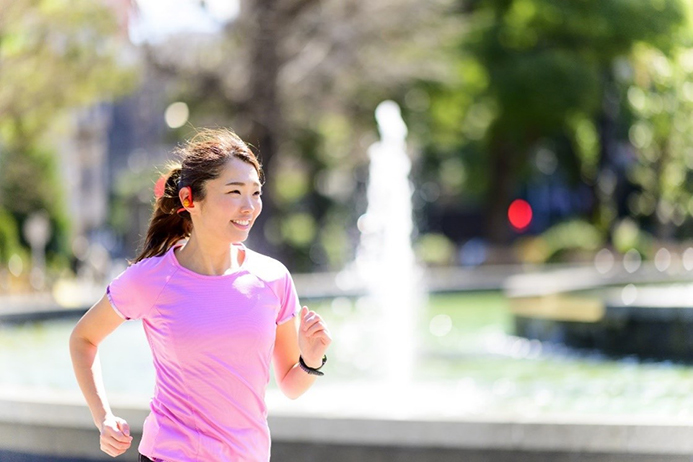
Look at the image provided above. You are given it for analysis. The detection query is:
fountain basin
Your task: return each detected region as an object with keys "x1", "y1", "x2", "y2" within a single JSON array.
[
  {"x1": 2, "y1": 386, "x2": 693, "y2": 462},
  {"x1": 507, "y1": 264, "x2": 693, "y2": 361}
]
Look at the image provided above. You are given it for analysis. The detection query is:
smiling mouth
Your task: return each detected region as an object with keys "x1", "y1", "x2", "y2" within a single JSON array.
[{"x1": 231, "y1": 219, "x2": 251, "y2": 228}]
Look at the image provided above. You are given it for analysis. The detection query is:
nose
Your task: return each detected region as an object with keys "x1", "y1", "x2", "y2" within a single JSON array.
[{"x1": 241, "y1": 196, "x2": 255, "y2": 213}]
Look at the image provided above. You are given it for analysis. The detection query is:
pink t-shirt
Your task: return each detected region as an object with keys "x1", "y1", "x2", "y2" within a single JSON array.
[{"x1": 106, "y1": 243, "x2": 299, "y2": 462}]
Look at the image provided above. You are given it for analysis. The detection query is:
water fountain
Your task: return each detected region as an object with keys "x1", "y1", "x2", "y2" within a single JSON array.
[{"x1": 349, "y1": 100, "x2": 425, "y2": 383}]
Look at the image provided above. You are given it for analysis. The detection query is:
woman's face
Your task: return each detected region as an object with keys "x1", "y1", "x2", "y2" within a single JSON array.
[{"x1": 193, "y1": 157, "x2": 263, "y2": 244}]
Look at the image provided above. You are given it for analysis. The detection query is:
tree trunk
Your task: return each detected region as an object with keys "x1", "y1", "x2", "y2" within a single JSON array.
[
  {"x1": 653, "y1": 142, "x2": 672, "y2": 240},
  {"x1": 240, "y1": 0, "x2": 285, "y2": 257},
  {"x1": 594, "y1": 72, "x2": 619, "y2": 242},
  {"x1": 484, "y1": 134, "x2": 515, "y2": 244}
]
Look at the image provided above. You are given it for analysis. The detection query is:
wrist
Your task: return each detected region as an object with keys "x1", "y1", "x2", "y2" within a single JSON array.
[
  {"x1": 95, "y1": 412, "x2": 114, "y2": 430},
  {"x1": 301, "y1": 355, "x2": 323, "y2": 369},
  {"x1": 298, "y1": 355, "x2": 327, "y2": 376}
]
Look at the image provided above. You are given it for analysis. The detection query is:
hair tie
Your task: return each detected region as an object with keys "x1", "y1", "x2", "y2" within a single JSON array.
[{"x1": 154, "y1": 175, "x2": 167, "y2": 199}]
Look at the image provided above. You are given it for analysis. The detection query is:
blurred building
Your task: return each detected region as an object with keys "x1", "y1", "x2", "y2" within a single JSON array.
[
  {"x1": 55, "y1": 105, "x2": 112, "y2": 243},
  {"x1": 54, "y1": 0, "x2": 236, "y2": 263},
  {"x1": 54, "y1": 0, "x2": 171, "y2": 263}
]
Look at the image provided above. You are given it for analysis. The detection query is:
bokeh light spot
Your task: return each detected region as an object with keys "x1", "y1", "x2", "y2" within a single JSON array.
[
  {"x1": 594, "y1": 248, "x2": 614, "y2": 274},
  {"x1": 623, "y1": 249, "x2": 642, "y2": 274},
  {"x1": 165, "y1": 101, "x2": 189, "y2": 129},
  {"x1": 429, "y1": 314, "x2": 453, "y2": 337},
  {"x1": 8, "y1": 254, "x2": 23, "y2": 277},
  {"x1": 654, "y1": 248, "x2": 671, "y2": 272},
  {"x1": 621, "y1": 284, "x2": 638, "y2": 306},
  {"x1": 683, "y1": 248, "x2": 693, "y2": 271},
  {"x1": 508, "y1": 199, "x2": 532, "y2": 231}
]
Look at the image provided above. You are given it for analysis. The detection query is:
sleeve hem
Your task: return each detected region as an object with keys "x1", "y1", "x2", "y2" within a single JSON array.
[
  {"x1": 106, "y1": 286, "x2": 128, "y2": 320},
  {"x1": 276, "y1": 311, "x2": 297, "y2": 326}
]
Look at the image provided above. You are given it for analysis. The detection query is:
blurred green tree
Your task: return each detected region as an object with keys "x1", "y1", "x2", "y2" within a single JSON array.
[
  {"x1": 0, "y1": 0, "x2": 137, "y2": 265},
  {"x1": 144, "y1": 0, "x2": 454, "y2": 270},
  {"x1": 0, "y1": 208, "x2": 22, "y2": 265},
  {"x1": 625, "y1": 33, "x2": 693, "y2": 242},
  {"x1": 416, "y1": 0, "x2": 687, "y2": 244}
]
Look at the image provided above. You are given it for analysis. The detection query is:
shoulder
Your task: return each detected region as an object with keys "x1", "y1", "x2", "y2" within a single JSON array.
[
  {"x1": 108, "y1": 251, "x2": 178, "y2": 319},
  {"x1": 244, "y1": 248, "x2": 300, "y2": 318},
  {"x1": 244, "y1": 248, "x2": 291, "y2": 282},
  {"x1": 113, "y1": 251, "x2": 176, "y2": 288},
  {"x1": 128, "y1": 251, "x2": 172, "y2": 275}
]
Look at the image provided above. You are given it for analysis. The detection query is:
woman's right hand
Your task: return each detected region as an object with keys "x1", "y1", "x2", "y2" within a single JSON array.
[
  {"x1": 100, "y1": 415, "x2": 133, "y2": 457},
  {"x1": 70, "y1": 293, "x2": 130, "y2": 457}
]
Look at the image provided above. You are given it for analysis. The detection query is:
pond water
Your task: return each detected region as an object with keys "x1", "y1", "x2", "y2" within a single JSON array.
[{"x1": 3, "y1": 291, "x2": 693, "y2": 419}]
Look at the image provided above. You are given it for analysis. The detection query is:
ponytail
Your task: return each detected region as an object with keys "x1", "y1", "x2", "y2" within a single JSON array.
[{"x1": 133, "y1": 164, "x2": 192, "y2": 263}]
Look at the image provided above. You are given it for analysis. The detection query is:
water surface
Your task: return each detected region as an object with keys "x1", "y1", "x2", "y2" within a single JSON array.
[{"x1": 3, "y1": 291, "x2": 693, "y2": 418}]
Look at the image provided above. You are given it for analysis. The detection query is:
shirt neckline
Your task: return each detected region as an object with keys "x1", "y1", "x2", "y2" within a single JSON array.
[{"x1": 168, "y1": 242, "x2": 250, "y2": 279}]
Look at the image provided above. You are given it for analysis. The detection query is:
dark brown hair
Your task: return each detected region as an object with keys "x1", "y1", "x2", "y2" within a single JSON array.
[{"x1": 134, "y1": 128, "x2": 263, "y2": 263}]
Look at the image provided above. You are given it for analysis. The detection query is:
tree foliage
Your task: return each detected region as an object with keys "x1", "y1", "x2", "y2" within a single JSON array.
[
  {"x1": 133, "y1": 0, "x2": 693, "y2": 266},
  {"x1": 625, "y1": 38, "x2": 693, "y2": 240},
  {"x1": 144, "y1": 0, "x2": 455, "y2": 269},
  {"x1": 415, "y1": 0, "x2": 688, "y2": 245},
  {"x1": 0, "y1": 0, "x2": 138, "y2": 264}
]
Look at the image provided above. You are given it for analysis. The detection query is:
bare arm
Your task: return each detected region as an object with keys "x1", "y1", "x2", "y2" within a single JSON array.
[
  {"x1": 273, "y1": 306, "x2": 331, "y2": 400},
  {"x1": 69, "y1": 293, "x2": 133, "y2": 457}
]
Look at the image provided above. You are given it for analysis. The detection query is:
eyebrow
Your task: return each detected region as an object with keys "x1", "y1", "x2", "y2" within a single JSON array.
[{"x1": 225, "y1": 181, "x2": 262, "y2": 188}]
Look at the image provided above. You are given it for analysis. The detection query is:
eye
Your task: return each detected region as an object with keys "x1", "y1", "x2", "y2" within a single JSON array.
[
  {"x1": 254, "y1": 190, "x2": 262, "y2": 196},
  {"x1": 227, "y1": 190, "x2": 241, "y2": 195}
]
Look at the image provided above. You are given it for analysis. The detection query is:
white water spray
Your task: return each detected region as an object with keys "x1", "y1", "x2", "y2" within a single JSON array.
[{"x1": 352, "y1": 100, "x2": 425, "y2": 383}]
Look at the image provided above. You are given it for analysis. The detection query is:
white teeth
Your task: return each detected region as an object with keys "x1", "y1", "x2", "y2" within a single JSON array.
[{"x1": 232, "y1": 220, "x2": 250, "y2": 225}]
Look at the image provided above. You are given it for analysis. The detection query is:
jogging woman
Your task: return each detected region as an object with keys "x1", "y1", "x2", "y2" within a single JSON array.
[{"x1": 70, "y1": 128, "x2": 331, "y2": 461}]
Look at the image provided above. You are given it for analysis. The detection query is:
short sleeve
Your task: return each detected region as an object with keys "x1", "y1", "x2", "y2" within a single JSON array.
[
  {"x1": 277, "y1": 271, "x2": 300, "y2": 325},
  {"x1": 107, "y1": 258, "x2": 166, "y2": 320}
]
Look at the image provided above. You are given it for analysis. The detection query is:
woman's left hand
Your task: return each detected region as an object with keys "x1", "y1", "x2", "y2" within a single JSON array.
[{"x1": 298, "y1": 306, "x2": 332, "y2": 368}]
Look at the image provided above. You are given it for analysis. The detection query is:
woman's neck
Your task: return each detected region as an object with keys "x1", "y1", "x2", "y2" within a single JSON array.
[{"x1": 175, "y1": 235, "x2": 244, "y2": 276}]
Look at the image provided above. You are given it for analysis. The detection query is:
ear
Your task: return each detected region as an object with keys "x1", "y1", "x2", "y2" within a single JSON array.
[{"x1": 179, "y1": 186, "x2": 194, "y2": 208}]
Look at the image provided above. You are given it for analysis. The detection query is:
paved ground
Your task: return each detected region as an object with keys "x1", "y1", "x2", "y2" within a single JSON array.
[
  {"x1": 272, "y1": 444, "x2": 693, "y2": 462},
  {"x1": 4, "y1": 446, "x2": 693, "y2": 462},
  {"x1": 0, "y1": 451, "x2": 96, "y2": 462}
]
